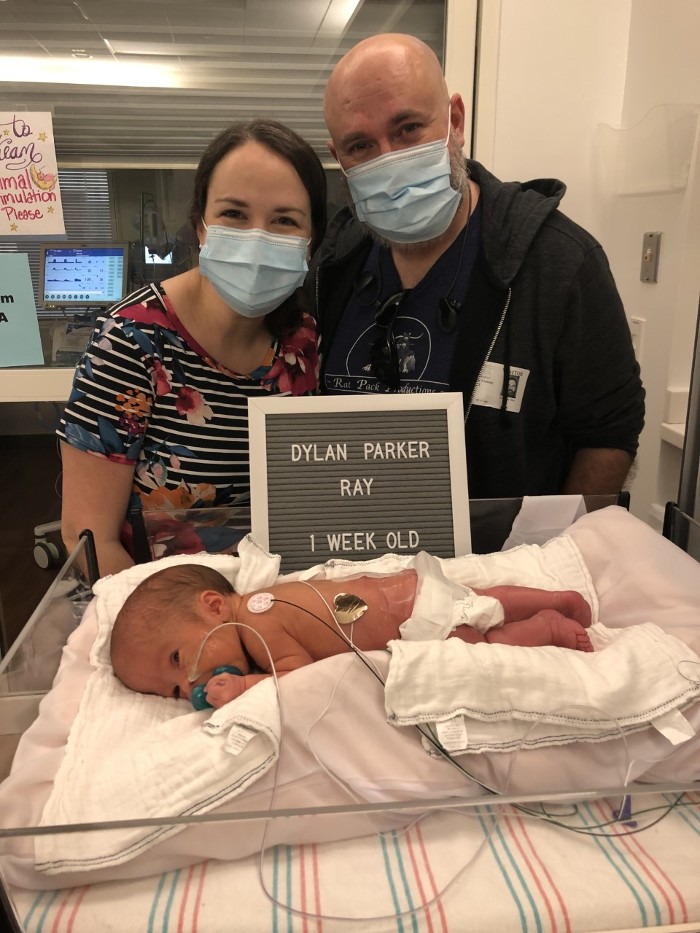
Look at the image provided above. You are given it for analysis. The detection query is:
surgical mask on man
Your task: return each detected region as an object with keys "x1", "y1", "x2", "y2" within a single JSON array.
[
  {"x1": 343, "y1": 109, "x2": 461, "y2": 244},
  {"x1": 199, "y1": 224, "x2": 309, "y2": 318}
]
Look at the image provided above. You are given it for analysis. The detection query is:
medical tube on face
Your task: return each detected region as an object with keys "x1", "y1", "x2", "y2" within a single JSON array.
[{"x1": 187, "y1": 622, "x2": 238, "y2": 684}]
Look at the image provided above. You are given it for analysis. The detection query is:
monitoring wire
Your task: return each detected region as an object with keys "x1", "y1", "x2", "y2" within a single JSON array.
[
  {"x1": 241, "y1": 590, "x2": 690, "y2": 832},
  {"x1": 191, "y1": 589, "x2": 694, "y2": 922}
]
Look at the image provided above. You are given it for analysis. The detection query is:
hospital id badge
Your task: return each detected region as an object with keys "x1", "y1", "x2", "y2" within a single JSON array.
[{"x1": 472, "y1": 362, "x2": 529, "y2": 413}]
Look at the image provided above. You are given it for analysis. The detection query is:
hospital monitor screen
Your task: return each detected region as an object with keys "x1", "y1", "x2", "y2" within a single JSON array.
[{"x1": 39, "y1": 242, "x2": 129, "y2": 309}]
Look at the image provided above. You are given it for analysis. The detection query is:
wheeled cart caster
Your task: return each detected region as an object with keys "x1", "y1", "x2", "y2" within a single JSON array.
[
  {"x1": 33, "y1": 539, "x2": 61, "y2": 569},
  {"x1": 33, "y1": 520, "x2": 64, "y2": 569}
]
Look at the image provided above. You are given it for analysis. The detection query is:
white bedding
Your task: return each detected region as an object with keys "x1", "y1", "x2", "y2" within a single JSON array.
[{"x1": 1, "y1": 506, "x2": 700, "y2": 892}]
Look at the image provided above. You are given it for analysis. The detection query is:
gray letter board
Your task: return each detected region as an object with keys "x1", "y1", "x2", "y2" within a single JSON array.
[{"x1": 249, "y1": 393, "x2": 470, "y2": 572}]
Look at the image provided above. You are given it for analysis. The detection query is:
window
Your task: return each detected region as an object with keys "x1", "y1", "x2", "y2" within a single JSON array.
[{"x1": 0, "y1": 170, "x2": 114, "y2": 313}]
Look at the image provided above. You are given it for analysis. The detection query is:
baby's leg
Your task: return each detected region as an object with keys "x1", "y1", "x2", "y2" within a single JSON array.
[
  {"x1": 483, "y1": 610, "x2": 594, "y2": 652},
  {"x1": 473, "y1": 585, "x2": 592, "y2": 628}
]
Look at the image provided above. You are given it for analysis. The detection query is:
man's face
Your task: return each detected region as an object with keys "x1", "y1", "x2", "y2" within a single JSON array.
[
  {"x1": 332, "y1": 102, "x2": 450, "y2": 170},
  {"x1": 325, "y1": 49, "x2": 467, "y2": 249},
  {"x1": 325, "y1": 45, "x2": 465, "y2": 171},
  {"x1": 337, "y1": 128, "x2": 469, "y2": 251}
]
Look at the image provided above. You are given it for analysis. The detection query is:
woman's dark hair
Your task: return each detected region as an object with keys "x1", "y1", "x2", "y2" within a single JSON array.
[{"x1": 189, "y1": 120, "x2": 327, "y2": 336}]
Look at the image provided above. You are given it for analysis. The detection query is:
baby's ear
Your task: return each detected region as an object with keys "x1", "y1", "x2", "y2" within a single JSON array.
[{"x1": 198, "y1": 588, "x2": 227, "y2": 619}]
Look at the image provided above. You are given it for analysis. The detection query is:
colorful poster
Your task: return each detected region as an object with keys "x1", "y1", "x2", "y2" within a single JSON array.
[
  {"x1": 0, "y1": 112, "x2": 66, "y2": 236},
  {"x1": 0, "y1": 253, "x2": 44, "y2": 367}
]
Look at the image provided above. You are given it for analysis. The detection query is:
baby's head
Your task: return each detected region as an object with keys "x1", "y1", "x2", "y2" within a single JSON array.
[{"x1": 110, "y1": 564, "x2": 247, "y2": 700}]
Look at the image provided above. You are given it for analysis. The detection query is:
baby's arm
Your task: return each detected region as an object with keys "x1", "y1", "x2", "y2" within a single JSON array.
[
  {"x1": 204, "y1": 671, "x2": 274, "y2": 707},
  {"x1": 204, "y1": 631, "x2": 316, "y2": 709}
]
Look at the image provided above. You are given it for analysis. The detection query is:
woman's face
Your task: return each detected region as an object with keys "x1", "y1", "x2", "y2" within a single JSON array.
[{"x1": 198, "y1": 140, "x2": 313, "y2": 245}]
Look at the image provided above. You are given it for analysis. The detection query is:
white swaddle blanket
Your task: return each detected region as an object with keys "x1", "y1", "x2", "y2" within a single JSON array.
[
  {"x1": 33, "y1": 528, "x2": 698, "y2": 871},
  {"x1": 384, "y1": 623, "x2": 700, "y2": 753},
  {"x1": 37, "y1": 539, "x2": 282, "y2": 870}
]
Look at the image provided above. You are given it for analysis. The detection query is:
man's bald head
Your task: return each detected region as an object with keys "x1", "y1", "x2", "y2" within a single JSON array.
[
  {"x1": 325, "y1": 35, "x2": 447, "y2": 120},
  {"x1": 324, "y1": 34, "x2": 456, "y2": 160}
]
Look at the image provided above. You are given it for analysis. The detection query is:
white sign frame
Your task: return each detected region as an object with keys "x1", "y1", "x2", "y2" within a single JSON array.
[{"x1": 249, "y1": 392, "x2": 470, "y2": 570}]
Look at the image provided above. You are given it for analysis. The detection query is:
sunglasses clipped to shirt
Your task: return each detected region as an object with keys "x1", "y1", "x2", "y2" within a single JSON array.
[{"x1": 370, "y1": 290, "x2": 408, "y2": 391}]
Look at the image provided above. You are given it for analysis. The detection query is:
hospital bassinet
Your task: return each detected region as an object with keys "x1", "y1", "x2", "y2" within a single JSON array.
[{"x1": 1, "y1": 494, "x2": 700, "y2": 933}]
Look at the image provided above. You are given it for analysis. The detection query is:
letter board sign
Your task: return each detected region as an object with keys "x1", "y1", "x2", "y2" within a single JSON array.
[{"x1": 248, "y1": 393, "x2": 470, "y2": 571}]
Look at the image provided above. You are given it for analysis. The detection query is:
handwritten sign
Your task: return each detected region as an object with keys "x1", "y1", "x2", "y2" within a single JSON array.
[
  {"x1": 0, "y1": 112, "x2": 65, "y2": 237},
  {"x1": 0, "y1": 253, "x2": 44, "y2": 367},
  {"x1": 249, "y1": 393, "x2": 470, "y2": 572}
]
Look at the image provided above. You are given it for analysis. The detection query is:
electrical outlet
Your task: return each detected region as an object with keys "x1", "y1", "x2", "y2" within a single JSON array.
[{"x1": 629, "y1": 316, "x2": 645, "y2": 357}]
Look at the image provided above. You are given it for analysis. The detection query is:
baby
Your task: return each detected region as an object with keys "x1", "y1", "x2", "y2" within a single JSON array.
[{"x1": 110, "y1": 562, "x2": 593, "y2": 710}]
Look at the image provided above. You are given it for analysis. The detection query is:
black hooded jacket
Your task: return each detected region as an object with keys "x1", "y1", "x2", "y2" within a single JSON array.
[{"x1": 308, "y1": 159, "x2": 645, "y2": 498}]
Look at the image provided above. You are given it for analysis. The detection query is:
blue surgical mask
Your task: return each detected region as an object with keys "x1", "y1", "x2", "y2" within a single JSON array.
[
  {"x1": 344, "y1": 110, "x2": 461, "y2": 244},
  {"x1": 199, "y1": 225, "x2": 309, "y2": 318}
]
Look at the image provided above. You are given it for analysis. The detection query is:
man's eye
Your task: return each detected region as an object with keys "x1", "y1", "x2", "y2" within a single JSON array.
[{"x1": 171, "y1": 650, "x2": 180, "y2": 665}]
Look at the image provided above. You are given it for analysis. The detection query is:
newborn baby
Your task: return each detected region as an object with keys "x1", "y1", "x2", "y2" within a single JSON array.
[{"x1": 111, "y1": 562, "x2": 593, "y2": 709}]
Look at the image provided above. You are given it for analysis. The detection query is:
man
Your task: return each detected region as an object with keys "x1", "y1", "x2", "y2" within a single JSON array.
[{"x1": 308, "y1": 34, "x2": 644, "y2": 498}]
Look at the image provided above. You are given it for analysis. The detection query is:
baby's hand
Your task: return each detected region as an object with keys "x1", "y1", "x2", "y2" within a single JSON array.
[{"x1": 204, "y1": 672, "x2": 246, "y2": 708}]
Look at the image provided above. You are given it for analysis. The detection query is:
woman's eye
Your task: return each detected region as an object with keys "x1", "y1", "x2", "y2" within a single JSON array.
[
  {"x1": 171, "y1": 650, "x2": 180, "y2": 665},
  {"x1": 275, "y1": 216, "x2": 298, "y2": 227}
]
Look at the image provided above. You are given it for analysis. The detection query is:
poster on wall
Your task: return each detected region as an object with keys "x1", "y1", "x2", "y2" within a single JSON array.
[
  {"x1": 0, "y1": 112, "x2": 66, "y2": 237},
  {"x1": 248, "y1": 392, "x2": 471, "y2": 572},
  {"x1": 0, "y1": 253, "x2": 44, "y2": 367}
]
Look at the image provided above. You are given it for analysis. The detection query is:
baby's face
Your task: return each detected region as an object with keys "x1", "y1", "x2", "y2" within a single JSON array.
[{"x1": 116, "y1": 616, "x2": 247, "y2": 701}]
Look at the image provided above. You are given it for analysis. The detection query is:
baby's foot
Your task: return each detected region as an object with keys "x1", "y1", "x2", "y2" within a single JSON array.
[
  {"x1": 487, "y1": 610, "x2": 594, "y2": 651},
  {"x1": 538, "y1": 610, "x2": 594, "y2": 652},
  {"x1": 551, "y1": 591, "x2": 592, "y2": 628}
]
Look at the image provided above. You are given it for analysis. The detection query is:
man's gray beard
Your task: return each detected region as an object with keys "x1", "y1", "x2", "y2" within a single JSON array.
[{"x1": 340, "y1": 144, "x2": 470, "y2": 253}]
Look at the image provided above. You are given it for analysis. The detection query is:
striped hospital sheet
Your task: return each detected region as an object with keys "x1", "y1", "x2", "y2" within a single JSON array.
[{"x1": 9, "y1": 791, "x2": 700, "y2": 933}]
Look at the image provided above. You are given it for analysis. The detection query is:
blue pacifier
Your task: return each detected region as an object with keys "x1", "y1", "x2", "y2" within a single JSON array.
[{"x1": 190, "y1": 665, "x2": 242, "y2": 711}]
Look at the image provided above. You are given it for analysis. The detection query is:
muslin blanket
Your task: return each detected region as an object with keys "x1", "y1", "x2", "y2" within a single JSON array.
[
  {"x1": 384, "y1": 623, "x2": 700, "y2": 753},
  {"x1": 37, "y1": 539, "x2": 283, "y2": 870}
]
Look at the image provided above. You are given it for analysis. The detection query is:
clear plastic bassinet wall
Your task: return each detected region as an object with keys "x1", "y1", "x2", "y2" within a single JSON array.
[{"x1": 1, "y1": 494, "x2": 699, "y2": 895}]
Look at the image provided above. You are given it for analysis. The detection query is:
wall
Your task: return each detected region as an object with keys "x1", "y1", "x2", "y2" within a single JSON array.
[
  {"x1": 601, "y1": 0, "x2": 700, "y2": 527},
  {"x1": 475, "y1": 0, "x2": 631, "y2": 238},
  {"x1": 474, "y1": 0, "x2": 700, "y2": 526}
]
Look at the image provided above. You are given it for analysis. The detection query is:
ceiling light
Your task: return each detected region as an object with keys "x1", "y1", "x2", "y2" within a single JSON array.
[
  {"x1": 316, "y1": 0, "x2": 363, "y2": 36},
  {"x1": 0, "y1": 56, "x2": 182, "y2": 88}
]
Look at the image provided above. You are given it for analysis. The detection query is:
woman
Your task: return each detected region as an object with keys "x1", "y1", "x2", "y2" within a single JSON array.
[{"x1": 58, "y1": 121, "x2": 327, "y2": 576}]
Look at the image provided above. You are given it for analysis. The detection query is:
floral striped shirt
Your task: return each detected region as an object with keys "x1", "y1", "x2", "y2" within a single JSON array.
[{"x1": 57, "y1": 283, "x2": 319, "y2": 526}]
